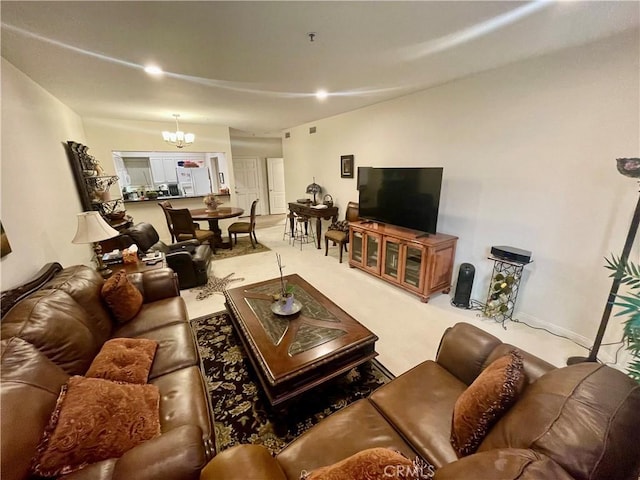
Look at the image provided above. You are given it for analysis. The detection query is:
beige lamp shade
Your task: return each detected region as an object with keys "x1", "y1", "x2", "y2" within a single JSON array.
[{"x1": 72, "y1": 212, "x2": 119, "y2": 244}]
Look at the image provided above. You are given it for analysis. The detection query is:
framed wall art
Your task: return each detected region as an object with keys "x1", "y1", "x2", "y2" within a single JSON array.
[{"x1": 340, "y1": 154, "x2": 354, "y2": 178}]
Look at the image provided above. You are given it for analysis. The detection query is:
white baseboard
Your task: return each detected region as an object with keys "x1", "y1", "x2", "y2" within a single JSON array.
[{"x1": 514, "y1": 312, "x2": 618, "y2": 366}]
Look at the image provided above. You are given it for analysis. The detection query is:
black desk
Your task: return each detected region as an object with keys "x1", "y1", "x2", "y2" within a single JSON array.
[{"x1": 288, "y1": 202, "x2": 339, "y2": 249}]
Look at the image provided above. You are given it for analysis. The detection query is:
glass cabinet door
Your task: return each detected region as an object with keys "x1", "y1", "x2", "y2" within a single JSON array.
[
  {"x1": 364, "y1": 234, "x2": 381, "y2": 272},
  {"x1": 402, "y1": 245, "x2": 425, "y2": 291},
  {"x1": 382, "y1": 239, "x2": 401, "y2": 282},
  {"x1": 350, "y1": 230, "x2": 363, "y2": 263}
]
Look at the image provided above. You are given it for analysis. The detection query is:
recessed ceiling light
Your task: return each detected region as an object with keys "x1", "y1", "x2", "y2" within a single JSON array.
[
  {"x1": 316, "y1": 90, "x2": 328, "y2": 100},
  {"x1": 144, "y1": 65, "x2": 163, "y2": 76}
]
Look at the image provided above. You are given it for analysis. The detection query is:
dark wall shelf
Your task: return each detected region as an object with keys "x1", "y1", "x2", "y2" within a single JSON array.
[{"x1": 66, "y1": 140, "x2": 132, "y2": 230}]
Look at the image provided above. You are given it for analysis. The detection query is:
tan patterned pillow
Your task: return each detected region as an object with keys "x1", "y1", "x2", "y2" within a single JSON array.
[
  {"x1": 451, "y1": 350, "x2": 526, "y2": 457},
  {"x1": 86, "y1": 338, "x2": 158, "y2": 384},
  {"x1": 31, "y1": 376, "x2": 160, "y2": 477},
  {"x1": 300, "y1": 448, "x2": 431, "y2": 480},
  {"x1": 101, "y1": 270, "x2": 143, "y2": 323},
  {"x1": 328, "y1": 220, "x2": 350, "y2": 232}
]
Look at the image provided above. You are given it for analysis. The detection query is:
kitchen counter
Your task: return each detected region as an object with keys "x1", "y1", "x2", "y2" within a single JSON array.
[{"x1": 124, "y1": 193, "x2": 230, "y2": 204}]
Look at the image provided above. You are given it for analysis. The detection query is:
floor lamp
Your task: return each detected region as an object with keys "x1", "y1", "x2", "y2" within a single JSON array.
[{"x1": 567, "y1": 158, "x2": 640, "y2": 365}]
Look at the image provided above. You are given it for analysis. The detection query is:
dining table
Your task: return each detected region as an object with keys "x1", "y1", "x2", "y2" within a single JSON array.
[{"x1": 189, "y1": 207, "x2": 244, "y2": 249}]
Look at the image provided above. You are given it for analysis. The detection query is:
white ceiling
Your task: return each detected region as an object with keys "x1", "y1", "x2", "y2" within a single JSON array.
[{"x1": 2, "y1": 1, "x2": 638, "y2": 136}]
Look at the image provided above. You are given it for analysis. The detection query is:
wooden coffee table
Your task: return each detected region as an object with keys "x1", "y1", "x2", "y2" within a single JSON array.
[{"x1": 224, "y1": 274, "x2": 378, "y2": 407}]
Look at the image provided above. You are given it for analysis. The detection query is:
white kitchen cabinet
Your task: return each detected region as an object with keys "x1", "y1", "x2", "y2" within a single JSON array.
[
  {"x1": 150, "y1": 158, "x2": 165, "y2": 183},
  {"x1": 163, "y1": 159, "x2": 178, "y2": 183},
  {"x1": 150, "y1": 158, "x2": 178, "y2": 183}
]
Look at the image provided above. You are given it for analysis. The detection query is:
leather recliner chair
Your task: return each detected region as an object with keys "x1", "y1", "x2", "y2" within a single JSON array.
[{"x1": 117, "y1": 222, "x2": 212, "y2": 289}]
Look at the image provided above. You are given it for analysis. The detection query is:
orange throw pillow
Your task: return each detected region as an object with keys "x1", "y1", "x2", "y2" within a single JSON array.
[
  {"x1": 450, "y1": 350, "x2": 526, "y2": 457},
  {"x1": 300, "y1": 448, "x2": 432, "y2": 480},
  {"x1": 86, "y1": 338, "x2": 158, "y2": 384},
  {"x1": 101, "y1": 270, "x2": 143, "y2": 323},
  {"x1": 31, "y1": 376, "x2": 160, "y2": 477}
]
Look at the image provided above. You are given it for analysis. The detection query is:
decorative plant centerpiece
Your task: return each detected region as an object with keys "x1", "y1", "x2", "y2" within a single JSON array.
[
  {"x1": 203, "y1": 193, "x2": 220, "y2": 212},
  {"x1": 273, "y1": 253, "x2": 295, "y2": 313}
]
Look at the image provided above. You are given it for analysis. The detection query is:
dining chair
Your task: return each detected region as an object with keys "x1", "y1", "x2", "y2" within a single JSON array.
[
  {"x1": 166, "y1": 207, "x2": 216, "y2": 252},
  {"x1": 228, "y1": 199, "x2": 259, "y2": 249},
  {"x1": 158, "y1": 201, "x2": 177, "y2": 242},
  {"x1": 324, "y1": 201, "x2": 359, "y2": 263},
  {"x1": 158, "y1": 200, "x2": 201, "y2": 243}
]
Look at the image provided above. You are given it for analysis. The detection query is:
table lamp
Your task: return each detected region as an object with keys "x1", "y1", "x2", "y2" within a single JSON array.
[
  {"x1": 72, "y1": 211, "x2": 120, "y2": 277},
  {"x1": 306, "y1": 177, "x2": 322, "y2": 205}
]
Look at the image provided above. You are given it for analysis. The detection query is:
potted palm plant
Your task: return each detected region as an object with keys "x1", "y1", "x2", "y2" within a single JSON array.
[{"x1": 606, "y1": 255, "x2": 640, "y2": 381}]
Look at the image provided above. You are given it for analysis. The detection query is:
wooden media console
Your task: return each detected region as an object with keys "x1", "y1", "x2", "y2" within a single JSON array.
[{"x1": 348, "y1": 221, "x2": 458, "y2": 302}]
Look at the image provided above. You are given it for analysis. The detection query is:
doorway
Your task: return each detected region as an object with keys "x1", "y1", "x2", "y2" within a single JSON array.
[
  {"x1": 267, "y1": 157, "x2": 287, "y2": 214},
  {"x1": 232, "y1": 157, "x2": 261, "y2": 215}
]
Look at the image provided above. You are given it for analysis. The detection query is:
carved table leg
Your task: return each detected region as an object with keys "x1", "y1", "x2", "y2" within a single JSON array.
[{"x1": 315, "y1": 217, "x2": 322, "y2": 249}]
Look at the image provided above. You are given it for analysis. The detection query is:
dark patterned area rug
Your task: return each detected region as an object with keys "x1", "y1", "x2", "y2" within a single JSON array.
[
  {"x1": 213, "y1": 237, "x2": 271, "y2": 260},
  {"x1": 190, "y1": 311, "x2": 394, "y2": 455}
]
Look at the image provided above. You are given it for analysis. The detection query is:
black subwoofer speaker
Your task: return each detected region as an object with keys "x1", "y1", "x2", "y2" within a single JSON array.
[{"x1": 453, "y1": 263, "x2": 475, "y2": 309}]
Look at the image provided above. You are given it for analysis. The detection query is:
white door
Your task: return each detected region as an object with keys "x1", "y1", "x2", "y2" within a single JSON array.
[
  {"x1": 267, "y1": 157, "x2": 286, "y2": 214},
  {"x1": 233, "y1": 157, "x2": 261, "y2": 216}
]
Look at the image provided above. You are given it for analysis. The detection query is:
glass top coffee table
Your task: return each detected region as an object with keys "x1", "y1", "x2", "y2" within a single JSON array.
[{"x1": 224, "y1": 274, "x2": 378, "y2": 407}]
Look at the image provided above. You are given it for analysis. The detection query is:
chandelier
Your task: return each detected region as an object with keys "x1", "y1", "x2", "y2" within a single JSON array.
[{"x1": 161, "y1": 114, "x2": 195, "y2": 148}]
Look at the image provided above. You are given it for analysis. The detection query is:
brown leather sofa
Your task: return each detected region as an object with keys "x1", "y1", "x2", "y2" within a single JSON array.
[
  {"x1": 201, "y1": 322, "x2": 640, "y2": 480},
  {"x1": 1, "y1": 263, "x2": 214, "y2": 480}
]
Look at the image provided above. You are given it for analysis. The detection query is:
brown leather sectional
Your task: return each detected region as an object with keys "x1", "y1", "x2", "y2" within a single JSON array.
[
  {"x1": 0, "y1": 264, "x2": 214, "y2": 480},
  {"x1": 3, "y1": 263, "x2": 639, "y2": 479},
  {"x1": 201, "y1": 323, "x2": 640, "y2": 480}
]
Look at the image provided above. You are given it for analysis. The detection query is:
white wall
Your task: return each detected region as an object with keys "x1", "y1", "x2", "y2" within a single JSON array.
[
  {"x1": 283, "y1": 30, "x2": 640, "y2": 354},
  {"x1": 84, "y1": 118, "x2": 235, "y2": 241},
  {"x1": 229, "y1": 134, "x2": 282, "y2": 158},
  {"x1": 0, "y1": 59, "x2": 91, "y2": 289}
]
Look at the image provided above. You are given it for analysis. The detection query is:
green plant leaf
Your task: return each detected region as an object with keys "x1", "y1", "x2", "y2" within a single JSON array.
[
  {"x1": 627, "y1": 359, "x2": 640, "y2": 382},
  {"x1": 605, "y1": 256, "x2": 640, "y2": 383}
]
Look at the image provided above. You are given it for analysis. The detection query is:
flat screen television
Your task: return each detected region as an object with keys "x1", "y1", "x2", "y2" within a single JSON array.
[{"x1": 357, "y1": 167, "x2": 443, "y2": 235}]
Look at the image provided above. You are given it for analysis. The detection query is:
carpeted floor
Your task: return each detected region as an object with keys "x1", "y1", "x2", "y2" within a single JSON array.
[{"x1": 190, "y1": 311, "x2": 395, "y2": 455}]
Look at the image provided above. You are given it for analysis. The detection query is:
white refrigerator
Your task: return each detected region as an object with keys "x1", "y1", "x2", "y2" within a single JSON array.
[{"x1": 176, "y1": 167, "x2": 211, "y2": 196}]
